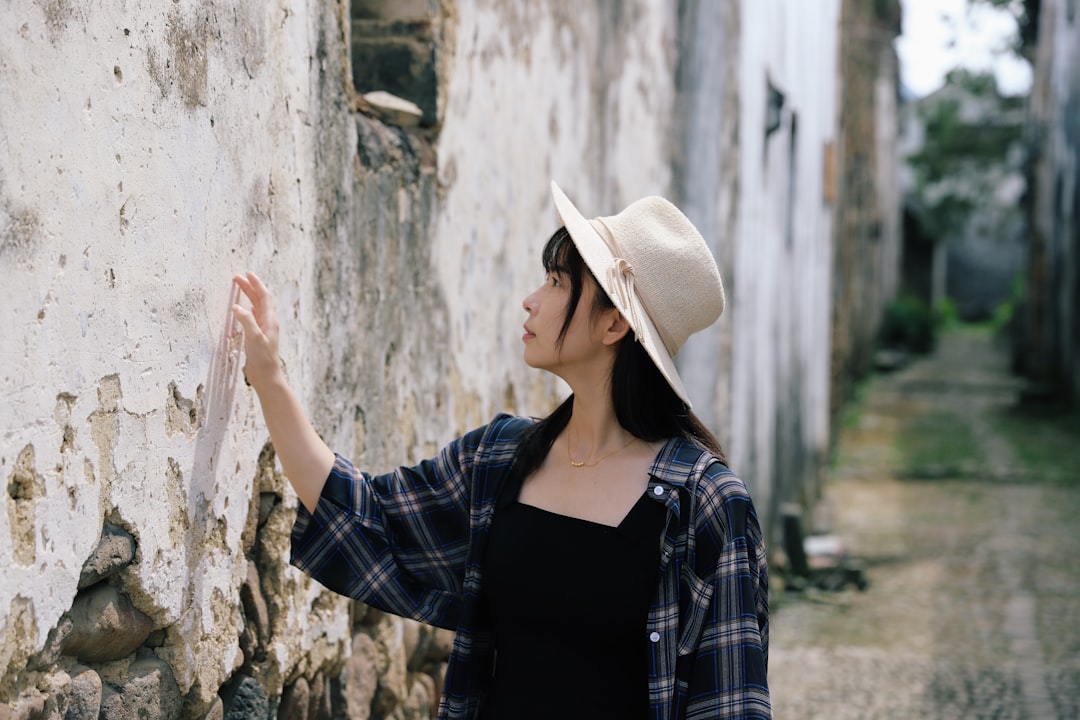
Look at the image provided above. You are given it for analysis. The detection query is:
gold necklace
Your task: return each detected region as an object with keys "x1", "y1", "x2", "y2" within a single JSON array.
[{"x1": 566, "y1": 433, "x2": 637, "y2": 468}]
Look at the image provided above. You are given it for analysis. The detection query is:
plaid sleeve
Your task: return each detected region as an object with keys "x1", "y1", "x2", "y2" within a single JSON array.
[
  {"x1": 683, "y1": 466, "x2": 771, "y2": 720},
  {"x1": 289, "y1": 421, "x2": 494, "y2": 630}
]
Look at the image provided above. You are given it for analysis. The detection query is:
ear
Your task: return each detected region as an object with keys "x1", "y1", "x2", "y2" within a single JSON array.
[{"x1": 598, "y1": 307, "x2": 631, "y2": 347}]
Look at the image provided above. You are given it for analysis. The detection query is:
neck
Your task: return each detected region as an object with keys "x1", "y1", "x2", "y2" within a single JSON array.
[{"x1": 564, "y1": 383, "x2": 631, "y2": 453}]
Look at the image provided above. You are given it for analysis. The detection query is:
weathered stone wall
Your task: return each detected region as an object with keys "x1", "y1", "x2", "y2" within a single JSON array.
[
  {"x1": 720, "y1": 0, "x2": 844, "y2": 535},
  {"x1": 1024, "y1": 0, "x2": 1080, "y2": 397},
  {"x1": 670, "y1": 0, "x2": 741, "y2": 455},
  {"x1": 0, "y1": 0, "x2": 903, "y2": 717},
  {"x1": 830, "y1": 0, "x2": 904, "y2": 431},
  {"x1": 1, "y1": 0, "x2": 360, "y2": 715}
]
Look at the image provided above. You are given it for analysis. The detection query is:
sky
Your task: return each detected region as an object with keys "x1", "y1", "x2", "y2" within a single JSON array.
[{"x1": 896, "y1": 0, "x2": 1033, "y2": 97}]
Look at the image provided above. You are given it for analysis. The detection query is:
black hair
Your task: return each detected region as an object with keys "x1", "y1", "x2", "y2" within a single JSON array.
[{"x1": 510, "y1": 227, "x2": 727, "y2": 484}]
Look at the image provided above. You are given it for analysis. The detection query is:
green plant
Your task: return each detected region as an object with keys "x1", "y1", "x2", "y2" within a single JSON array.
[
  {"x1": 935, "y1": 297, "x2": 959, "y2": 330},
  {"x1": 990, "y1": 273, "x2": 1026, "y2": 334},
  {"x1": 880, "y1": 296, "x2": 937, "y2": 353}
]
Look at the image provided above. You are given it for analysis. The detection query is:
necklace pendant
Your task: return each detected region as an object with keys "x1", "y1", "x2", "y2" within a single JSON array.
[{"x1": 570, "y1": 460, "x2": 585, "y2": 467}]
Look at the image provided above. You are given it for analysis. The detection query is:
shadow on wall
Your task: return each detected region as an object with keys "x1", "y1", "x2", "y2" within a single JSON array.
[{"x1": 191, "y1": 280, "x2": 243, "y2": 519}]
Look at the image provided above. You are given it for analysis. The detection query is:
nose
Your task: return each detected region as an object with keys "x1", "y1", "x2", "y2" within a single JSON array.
[{"x1": 522, "y1": 287, "x2": 539, "y2": 314}]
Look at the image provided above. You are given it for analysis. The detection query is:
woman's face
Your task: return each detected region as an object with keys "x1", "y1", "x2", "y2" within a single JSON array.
[{"x1": 521, "y1": 270, "x2": 607, "y2": 378}]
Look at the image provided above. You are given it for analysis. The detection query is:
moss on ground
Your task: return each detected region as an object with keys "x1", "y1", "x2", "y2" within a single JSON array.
[
  {"x1": 896, "y1": 410, "x2": 982, "y2": 479},
  {"x1": 988, "y1": 405, "x2": 1080, "y2": 486}
]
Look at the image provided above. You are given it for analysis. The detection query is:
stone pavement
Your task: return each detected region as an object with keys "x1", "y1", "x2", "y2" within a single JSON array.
[{"x1": 769, "y1": 330, "x2": 1080, "y2": 719}]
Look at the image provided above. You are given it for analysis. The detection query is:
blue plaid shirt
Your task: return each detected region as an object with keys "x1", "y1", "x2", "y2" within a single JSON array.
[{"x1": 291, "y1": 414, "x2": 770, "y2": 719}]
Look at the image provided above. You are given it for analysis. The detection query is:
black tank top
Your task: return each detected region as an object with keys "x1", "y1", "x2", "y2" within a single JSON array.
[{"x1": 479, "y1": 491, "x2": 666, "y2": 719}]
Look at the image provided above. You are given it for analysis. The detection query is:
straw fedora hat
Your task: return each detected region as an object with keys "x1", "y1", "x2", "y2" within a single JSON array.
[{"x1": 550, "y1": 181, "x2": 725, "y2": 408}]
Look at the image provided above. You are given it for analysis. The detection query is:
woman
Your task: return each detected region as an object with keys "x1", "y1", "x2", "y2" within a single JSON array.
[{"x1": 232, "y1": 182, "x2": 771, "y2": 719}]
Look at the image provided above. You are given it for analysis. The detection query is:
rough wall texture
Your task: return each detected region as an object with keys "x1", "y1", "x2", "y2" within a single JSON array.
[
  {"x1": 0, "y1": 0, "x2": 901, "y2": 716},
  {"x1": 0, "y1": 0, "x2": 369, "y2": 714},
  {"x1": 722, "y1": 0, "x2": 844, "y2": 537},
  {"x1": 830, "y1": 0, "x2": 904, "y2": 433},
  {"x1": 671, "y1": 0, "x2": 741, "y2": 451},
  {"x1": 1024, "y1": 0, "x2": 1080, "y2": 397}
]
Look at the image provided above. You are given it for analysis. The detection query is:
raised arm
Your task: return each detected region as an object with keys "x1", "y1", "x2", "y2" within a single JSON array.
[{"x1": 231, "y1": 272, "x2": 335, "y2": 513}]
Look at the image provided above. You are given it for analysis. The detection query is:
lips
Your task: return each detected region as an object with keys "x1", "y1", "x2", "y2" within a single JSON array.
[{"x1": 522, "y1": 324, "x2": 535, "y2": 341}]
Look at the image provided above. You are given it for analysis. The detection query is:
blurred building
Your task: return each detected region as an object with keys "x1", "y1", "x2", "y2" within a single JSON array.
[
  {"x1": 899, "y1": 70, "x2": 1027, "y2": 321},
  {"x1": 829, "y1": 0, "x2": 905, "y2": 457},
  {"x1": 1023, "y1": 0, "x2": 1080, "y2": 398}
]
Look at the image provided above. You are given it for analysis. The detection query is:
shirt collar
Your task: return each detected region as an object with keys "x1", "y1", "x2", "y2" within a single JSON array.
[{"x1": 647, "y1": 436, "x2": 712, "y2": 488}]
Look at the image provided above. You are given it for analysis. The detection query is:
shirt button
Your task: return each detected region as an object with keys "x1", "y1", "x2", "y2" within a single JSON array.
[
  {"x1": 649, "y1": 631, "x2": 661, "y2": 643},
  {"x1": 670, "y1": 489, "x2": 678, "y2": 499},
  {"x1": 653, "y1": 486, "x2": 664, "y2": 496}
]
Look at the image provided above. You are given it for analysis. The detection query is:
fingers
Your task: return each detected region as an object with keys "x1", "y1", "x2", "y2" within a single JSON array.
[
  {"x1": 234, "y1": 271, "x2": 276, "y2": 321},
  {"x1": 232, "y1": 269, "x2": 280, "y2": 347},
  {"x1": 233, "y1": 272, "x2": 258, "y2": 305},
  {"x1": 231, "y1": 303, "x2": 261, "y2": 338},
  {"x1": 246, "y1": 271, "x2": 269, "y2": 296}
]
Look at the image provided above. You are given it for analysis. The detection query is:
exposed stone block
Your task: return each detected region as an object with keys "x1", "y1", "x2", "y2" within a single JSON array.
[
  {"x1": 370, "y1": 618, "x2": 407, "y2": 717},
  {"x1": 239, "y1": 560, "x2": 269, "y2": 650},
  {"x1": 307, "y1": 672, "x2": 330, "y2": 720},
  {"x1": 342, "y1": 633, "x2": 378, "y2": 720},
  {"x1": 425, "y1": 629, "x2": 454, "y2": 663},
  {"x1": 221, "y1": 675, "x2": 267, "y2": 720},
  {"x1": 427, "y1": 662, "x2": 447, "y2": 710},
  {"x1": 403, "y1": 673, "x2": 434, "y2": 720},
  {"x1": 97, "y1": 657, "x2": 180, "y2": 720},
  {"x1": 277, "y1": 677, "x2": 309, "y2": 720},
  {"x1": 77, "y1": 523, "x2": 136, "y2": 590},
  {"x1": 65, "y1": 665, "x2": 102, "y2": 720},
  {"x1": 63, "y1": 584, "x2": 154, "y2": 663},
  {"x1": 401, "y1": 619, "x2": 426, "y2": 672},
  {"x1": 201, "y1": 697, "x2": 223, "y2": 720},
  {"x1": 37, "y1": 669, "x2": 71, "y2": 718}
]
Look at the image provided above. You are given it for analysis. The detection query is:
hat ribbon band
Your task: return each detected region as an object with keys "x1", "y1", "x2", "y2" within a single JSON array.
[{"x1": 606, "y1": 258, "x2": 646, "y2": 346}]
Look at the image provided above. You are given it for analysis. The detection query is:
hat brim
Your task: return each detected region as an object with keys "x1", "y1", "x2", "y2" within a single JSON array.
[{"x1": 550, "y1": 180, "x2": 693, "y2": 408}]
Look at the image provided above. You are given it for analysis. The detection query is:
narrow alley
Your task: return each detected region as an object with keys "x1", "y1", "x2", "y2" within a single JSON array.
[{"x1": 770, "y1": 329, "x2": 1080, "y2": 719}]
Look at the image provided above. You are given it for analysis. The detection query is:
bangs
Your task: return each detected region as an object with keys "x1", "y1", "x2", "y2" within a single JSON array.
[
  {"x1": 542, "y1": 227, "x2": 575, "y2": 274},
  {"x1": 537, "y1": 225, "x2": 615, "y2": 349}
]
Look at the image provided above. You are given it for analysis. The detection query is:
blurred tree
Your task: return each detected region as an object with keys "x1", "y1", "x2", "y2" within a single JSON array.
[
  {"x1": 906, "y1": 69, "x2": 1024, "y2": 240},
  {"x1": 903, "y1": 67, "x2": 1028, "y2": 322},
  {"x1": 968, "y1": 0, "x2": 1040, "y2": 56}
]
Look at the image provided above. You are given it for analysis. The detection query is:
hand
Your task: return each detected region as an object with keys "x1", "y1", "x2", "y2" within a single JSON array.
[
  {"x1": 232, "y1": 272, "x2": 284, "y2": 392},
  {"x1": 231, "y1": 271, "x2": 335, "y2": 511}
]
